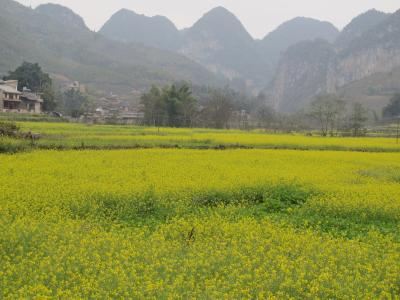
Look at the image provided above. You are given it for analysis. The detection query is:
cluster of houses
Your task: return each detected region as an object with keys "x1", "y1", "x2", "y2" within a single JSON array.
[
  {"x1": 88, "y1": 93, "x2": 144, "y2": 125},
  {"x1": 0, "y1": 79, "x2": 144, "y2": 124},
  {"x1": 0, "y1": 80, "x2": 43, "y2": 113},
  {"x1": 0, "y1": 79, "x2": 252, "y2": 128}
]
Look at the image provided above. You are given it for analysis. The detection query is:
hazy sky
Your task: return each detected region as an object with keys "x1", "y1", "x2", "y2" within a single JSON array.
[{"x1": 16, "y1": 0, "x2": 399, "y2": 38}]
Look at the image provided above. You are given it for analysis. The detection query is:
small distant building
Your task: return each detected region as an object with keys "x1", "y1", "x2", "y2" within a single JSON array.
[
  {"x1": 230, "y1": 109, "x2": 250, "y2": 130},
  {"x1": 95, "y1": 107, "x2": 105, "y2": 116},
  {"x1": 69, "y1": 81, "x2": 86, "y2": 93},
  {"x1": 120, "y1": 110, "x2": 145, "y2": 125},
  {"x1": 0, "y1": 80, "x2": 43, "y2": 113}
]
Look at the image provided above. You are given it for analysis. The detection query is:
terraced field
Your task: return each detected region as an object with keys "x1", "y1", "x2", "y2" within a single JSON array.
[{"x1": 1, "y1": 143, "x2": 399, "y2": 298}]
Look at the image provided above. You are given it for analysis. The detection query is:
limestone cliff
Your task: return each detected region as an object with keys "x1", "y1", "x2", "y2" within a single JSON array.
[
  {"x1": 269, "y1": 40, "x2": 335, "y2": 112},
  {"x1": 269, "y1": 9, "x2": 400, "y2": 112},
  {"x1": 178, "y1": 7, "x2": 270, "y2": 90}
]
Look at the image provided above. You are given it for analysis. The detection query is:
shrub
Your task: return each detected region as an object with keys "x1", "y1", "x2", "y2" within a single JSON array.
[
  {"x1": 264, "y1": 184, "x2": 316, "y2": 212},
  {"x1": 0, "y1": 121, "x2": 20, "y2": 137},
  {"x1": 192, "y1": 184, "x2": 317, "y2": 211}
]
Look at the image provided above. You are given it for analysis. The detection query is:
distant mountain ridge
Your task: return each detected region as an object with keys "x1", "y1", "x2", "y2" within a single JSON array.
[
  {"x1": 269, "y1": 39, "x2": 336, "y2": 112},
  {"x1": 0, "y1": 0, "x2": 221, "y2": 95},
  {"x1": 178, "y1": 7, "x2": 270, "y2": 89},
  {"x1": 259, "y1": 17, "x2": 339, "y2": 70},
  {"x1": 2, "y1": 0, "x2": 398, "y2": 113},
  {"x1": 336, "y1": 9, "x2": 390, "y2": 49},
  {"x1": 100, "y1": 6, "x2": 340, "y2": 91},
  {"x1": 35, "y1": 3, "x2": 88, "y2": 29},
  {"x1": 100, "y1": 9, "x2": 181, "y2": 51},
  {"x1": 269, "y1": 9, "x2": 399, "y2": 113}
]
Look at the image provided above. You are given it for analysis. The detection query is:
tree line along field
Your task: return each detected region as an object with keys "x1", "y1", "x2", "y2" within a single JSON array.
[
  {"x1": 1, "y1": 121, "x2": 400, "y2": 153},
  {"x1": 0, "y1": 123, "x2": 399, "y2": 298}
]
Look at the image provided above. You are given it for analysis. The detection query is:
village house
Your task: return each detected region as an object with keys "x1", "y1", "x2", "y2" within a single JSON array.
[
  {"x1": 69, "y1": 81, "x2": 86, "y2": 93},
  {"x1": 0, "y1": 80, "x2": 43, "y2": 113}
]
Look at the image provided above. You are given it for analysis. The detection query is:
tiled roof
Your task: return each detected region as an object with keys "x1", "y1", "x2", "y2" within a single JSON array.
[
  {"x1": 0, "y1": 85, "x2": 21, "y2": 94},
  {"x1": 22, "y1": 92, "x2": 43, "y2": 102}
]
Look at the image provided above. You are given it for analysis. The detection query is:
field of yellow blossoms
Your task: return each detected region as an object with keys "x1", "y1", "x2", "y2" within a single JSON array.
[
  {"x1": 0, "y1": 142, "x2": 399, "y2": 298},
  {"x1": 1, "y1": 122, "x2": 395, "y2": 152}
]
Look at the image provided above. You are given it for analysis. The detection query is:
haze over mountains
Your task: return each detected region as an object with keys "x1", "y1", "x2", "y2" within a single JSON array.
[
  {"x1": 100, "y1": 6, "x2": 341, "y2": 90},
  {"x1": 0, "y1": 0, "x2": 220, "y2": 94},
  {"x1": 99, "y1": 5, "x2": 400, "y2": 112},
  {"x1": 335, "y1": 9, "x2": 390, "y2": 49},
  {"x1": 1, "y1": 0, "x2": 400, "y2": 113},
  {"x1": 258, "y1": 17, "x2": 339, "y2": 71},
  {"x1": 270, "y1": 9, "x2": 400, "y2": 112},
  {"x1": 100, "y1": 9, "x2": 181, "y2": 51}
]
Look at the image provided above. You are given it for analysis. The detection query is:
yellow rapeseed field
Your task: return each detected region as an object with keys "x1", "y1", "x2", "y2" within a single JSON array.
[
  {"x1": 1, "y1": 148, "x2": 399, "y2": 298},
  {"x1": 15, "y1": 121, "x2": 400, "y2": 152}
]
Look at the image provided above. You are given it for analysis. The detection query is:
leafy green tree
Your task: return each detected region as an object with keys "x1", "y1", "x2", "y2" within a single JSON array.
[
  {"x1": 179, "y1": 85, "x2": 198, "y2": 128},
  {"x1": 383, "y1": 94, "x2": 400, "y2": 118},
  {"x1": 141, "y1": 83, "x2": 197, "y2": 128},
  {"x1": 163, "y1": 84, "x2": 182, "y2": 127},
  {"x1": 60, "y1": 89, "x2": 89, "y2": 118},
  {"x1": 4, "y1": 62, "x2": 51, "y2": 92},
  {"x1": 42, "y1": 86, "x2": 57, "y2": 112},
  {"x1": 3, "y1": 62, "x2": 57, "y2": 111},
  {"x1": 348, "y1": 103, "x2": 368, "y2": 137},
  {"x1": 141, "y1": 86, "x2": 166, "y2": 126},
  {"x1": 164, "y1": 84, "x2": 197, "y2": 127}
]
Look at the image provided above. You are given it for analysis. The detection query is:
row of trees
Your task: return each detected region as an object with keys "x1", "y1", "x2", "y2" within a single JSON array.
[
  {"x1": 309, "y1": 93, "x2": 400, "y2": 136},
  {"x1": 5, "y1": 62, "x2": 399, "y2": 132},
  {"x1": 309, "y1": 94, "x2": 368, "y2": 137},
  {"x1": 141, "y1": 83, "x2": 241, "y2": 129},
  {"x1": 141, "y1": 84, "x2": 196, "y2": 128},
  {"x1": 141, "y1": 83, "x2": 376, "y2": 136}
]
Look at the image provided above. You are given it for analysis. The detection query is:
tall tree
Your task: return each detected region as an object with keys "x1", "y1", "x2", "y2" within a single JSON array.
[
  {"x1": 348, "y1": 102, "x2": 368, "y2": 137},
  {"x1": 164, "y1": 84, "x2": 197, "y2": 127},
  {"x1": 60, "y1": 89, "x2": 89, "y2": 118},
  {"x1": 3, "y1": 62, "x2": 56, "y2": 111},
  {"x1": 255, "y1": 104, "x2": 276, "y2": 130},
  {"x1": 141, "y1": 83, "x2": 197, "y2": 128},
  {"x1": 383, "y1": 94, "x2": 400, "y2": 119},
  {"x1": 4, "y1": 62, "x2": 51, "y2": 92},
  {"x1": 202, "y1": 88, "x2": 235, "y2": 129},
  {"x1": 163, "y1": 84, "x2": 183, "y2": 127},
  {"x1": 309, "y1": 94, "x2": 345, "y2": 136},
  {"x1": 141, "y1": 86, "x2": 165, "y2": 126},
  {"x1": 42, "y1": 86, "x2": 57, "y2": 112}
]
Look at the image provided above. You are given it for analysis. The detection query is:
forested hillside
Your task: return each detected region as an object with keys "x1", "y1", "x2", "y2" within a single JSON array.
[{"x1": 0, "y1": 0, "x2": 221, "y2": 94}]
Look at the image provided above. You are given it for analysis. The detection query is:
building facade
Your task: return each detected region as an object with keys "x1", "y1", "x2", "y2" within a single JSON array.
[{"x1": 0, "y1": 80, "x2": 43, "y2": 113}]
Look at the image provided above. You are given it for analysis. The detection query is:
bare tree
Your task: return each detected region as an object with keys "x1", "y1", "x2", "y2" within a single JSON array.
[
  {"x1": 256, "y1": 104, "x2": 277, "y2": 130},
  {"x1": 347, "y1": 102, "x2": 368, "y2": 137},
  {"x1": 309, "y1": 94, "x2": 346, "y2": 136},
  {"x1": 201, "y1": 88, "x2": 234, "y2": 129}
]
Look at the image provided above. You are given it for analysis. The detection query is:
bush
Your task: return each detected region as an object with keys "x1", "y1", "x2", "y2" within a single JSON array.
[
  {"x1": 67, "y1": 188, "x2": 161, "y2": 223},
  {"x1": 0, "y1": 138, "x2": 29, "y2": 153},
  {"x1": 192, "y1": 184, "x2": 318, "y2": 211},
  {"x1": 264, "y1": 184, "x2": 317, "y2": 212},
  {"x1": 0, "y1": 121, "x2": 20, "y2": 137}
]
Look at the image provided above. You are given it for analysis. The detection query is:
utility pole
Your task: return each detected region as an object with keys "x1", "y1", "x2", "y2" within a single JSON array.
[{"x1": 397, "y1": 116, "x2": 400, "y2": 144}]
